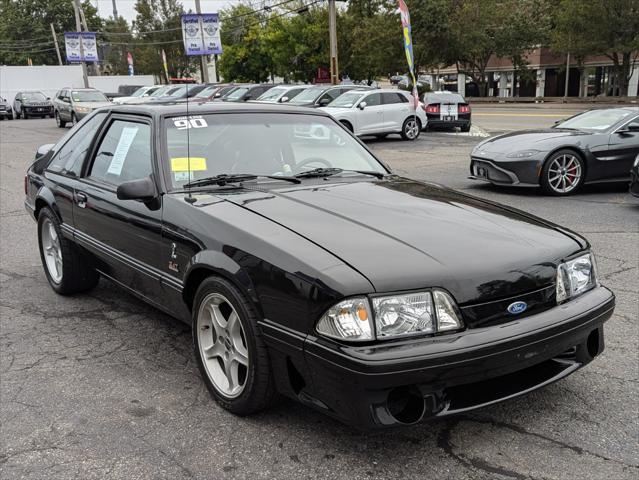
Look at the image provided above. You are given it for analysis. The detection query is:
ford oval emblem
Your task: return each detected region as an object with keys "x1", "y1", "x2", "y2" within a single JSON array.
[{"x1": 507, "y1": 301, "x2": 528, "y2": 315}]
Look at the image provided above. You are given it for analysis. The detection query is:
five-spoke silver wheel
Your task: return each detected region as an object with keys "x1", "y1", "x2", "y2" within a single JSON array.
[
  {"x1": 402, "y1": 118, "x2": 420, "y2": 140},
  {"x1": 197, "y1": 293, "x2": 249, "y2": 398},
  {"x1": 547, "y1": 153, "x2": 582, "y2": 194},
  {"x1": 41, "y1": 217, "x2": 63, "y2": 283}
]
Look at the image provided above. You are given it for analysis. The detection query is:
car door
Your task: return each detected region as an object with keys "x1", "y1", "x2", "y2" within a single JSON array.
[
  {"x1": 381, "y1": 92, "x2": 412, "y2": 131},
  {"x1": 73, "y1": 114, "x2": 165, "y2": 305},
  {"x1": 356, "y1": 92, "x2": 384, "y2": 134},
  {"x1": 606, "y1": 116, "x2": 639, "y2": 180},
  {"x1": 60, "y1": 90, "x2": 72, "y2": 121},
  {"x1": 40, "y1": 112, "x2": 108, "y2": 233}
]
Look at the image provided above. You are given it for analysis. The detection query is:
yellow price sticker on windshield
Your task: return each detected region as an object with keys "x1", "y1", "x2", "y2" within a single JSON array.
[{"x1": 171, "y1": 157, "x2": 207, "y2": 172}]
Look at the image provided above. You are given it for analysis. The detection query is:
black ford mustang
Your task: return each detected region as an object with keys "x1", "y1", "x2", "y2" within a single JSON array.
[
  {"x1": 25, "y1": 104, "x2": 614, "y2": 428},
  {"x1": 470, "y1": 107, "x2": 639, "y2": 195}
]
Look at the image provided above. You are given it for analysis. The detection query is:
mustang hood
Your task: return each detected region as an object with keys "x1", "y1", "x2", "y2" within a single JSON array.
[
  {"x1": 477, "y1": 128, "x2": 589, "y2": 154},
  {"x1": 219, "y1": 179, "x2": 584, "y2": 305}
]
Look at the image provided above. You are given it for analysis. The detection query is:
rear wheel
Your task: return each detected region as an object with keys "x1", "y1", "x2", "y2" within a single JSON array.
[
  {"x1": 540, "y1": 150, "x2": 585, "y2": 196},
  {"x1": 461, "y1": 123, "x2": 471, "y2": 132},
  {"x1": 38, "y1": 207, "x2": 99, "y2": 294},
  {"x1": 401, "y1": 117, "x2": 421, "y2": 140},
  {"x1": 193, "y1": 276, "x2": 277, "y2": 415}
]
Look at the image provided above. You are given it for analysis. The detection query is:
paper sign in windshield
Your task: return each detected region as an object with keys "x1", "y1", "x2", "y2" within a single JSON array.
[
  {"x1": 171, "y1": 157, "x2": 207, "y2": 171},
  {"x1": 107, "y1": 126, "x2": 139, "y2": 176}
]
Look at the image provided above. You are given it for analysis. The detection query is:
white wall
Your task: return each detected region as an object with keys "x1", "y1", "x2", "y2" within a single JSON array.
[
  {"x1": 0, "y1": 66, "x2": 155, "y2": 102},
  {"x1": 0, "y1": 65, "x2": 84, "y2": 102}
]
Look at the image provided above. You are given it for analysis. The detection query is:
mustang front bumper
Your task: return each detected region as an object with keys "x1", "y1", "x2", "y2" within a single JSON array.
[{"x1": 300, "y1": 286, "x2": 614, "y2": 428}]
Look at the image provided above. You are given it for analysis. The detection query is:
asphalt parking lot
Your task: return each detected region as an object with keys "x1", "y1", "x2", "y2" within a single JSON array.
[{"x1": 1, "y1": 114, "x2": 637, "y2": 480}]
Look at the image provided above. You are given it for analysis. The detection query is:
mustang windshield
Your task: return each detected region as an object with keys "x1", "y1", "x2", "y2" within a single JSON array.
[
  {"x1": 557, "y1": 109, "x2": 634, "y2": 132},
  {"x1": 164, "y1": 113, "x2": 386, "y2": 188}
]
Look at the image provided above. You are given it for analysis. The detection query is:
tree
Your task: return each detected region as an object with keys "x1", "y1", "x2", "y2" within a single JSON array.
[
  {"x1": 550, "y1": 0, "x2": 639, "y2": 96},
  {"x1": 132, "y1": 0, "x2": 196, "y2": 80},
  {"x1": 101, "y1": 16, "x2": 133, "y2": 76},
  {"x1": 0, "y1": 0, "x2": 102, "y2": 65}
]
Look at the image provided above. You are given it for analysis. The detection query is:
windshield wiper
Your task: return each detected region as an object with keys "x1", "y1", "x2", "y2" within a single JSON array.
[
  {"x1": 183, "y1": 173, "x2": 300, "y2": 188},
  {"x1": 294, "y1": 167, "x2": 387, "y2": 179}
]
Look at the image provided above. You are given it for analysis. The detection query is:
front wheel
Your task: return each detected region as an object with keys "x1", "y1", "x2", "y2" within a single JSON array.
[
  {"x1": 540, "y1": 150, "x2": 585, "y2": 196},
  {"x1": 38, "y1": 207, "x2": 99, "y2": 294},
  {"x1": 55, "y1": 111, "x2": 66, "y2": 128},
  {"x1": 21, "y1": 110, "x2": 28, "y2": 119},
  {"x1": 401, "y1": 117, "x2": 421, "y2": 140},
  {"x1": 193, "y1": 276, "x2": 277, "y2": 415},
  {"x1": 71, "y1": 113, "x2": 77, "y2": 125}
]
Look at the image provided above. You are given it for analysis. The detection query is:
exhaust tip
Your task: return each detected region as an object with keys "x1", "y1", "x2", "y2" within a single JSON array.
[{"x1": 386, "y1": 387, "x2": 426, "y2": 425}]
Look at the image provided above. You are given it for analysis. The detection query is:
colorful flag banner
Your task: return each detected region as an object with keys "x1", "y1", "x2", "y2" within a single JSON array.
[
  {"x1": 182, "y1": 13, "x2": 222, "y2": 56},
  {"x1": 161, "y1": 49, "x2": 169, "y2": 82},
  {"x1": 127, "y1": 52, "x2": 134, "y2": 76},
  {"x1": 397, "y1": 0, "x2": 419, "y2": 108}
]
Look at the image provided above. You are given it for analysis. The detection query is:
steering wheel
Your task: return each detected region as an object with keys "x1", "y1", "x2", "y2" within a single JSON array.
[{"x1": 297, "y1": 157, "x2": 333, "y2": 171}]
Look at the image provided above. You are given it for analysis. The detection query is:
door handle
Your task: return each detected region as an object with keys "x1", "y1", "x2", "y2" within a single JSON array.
[{"x1": 76, "y1": 192, "x2": 88, "y2": 208}]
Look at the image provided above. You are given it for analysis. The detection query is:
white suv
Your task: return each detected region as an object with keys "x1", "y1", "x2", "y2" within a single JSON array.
[{"x1": 320, "y1": 89, "x2": 426, "y2": 140}]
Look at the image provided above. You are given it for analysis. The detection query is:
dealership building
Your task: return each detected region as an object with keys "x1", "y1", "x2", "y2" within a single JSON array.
[{"x1": 425, "y1": 47, "x2": 639, "y2": 99}]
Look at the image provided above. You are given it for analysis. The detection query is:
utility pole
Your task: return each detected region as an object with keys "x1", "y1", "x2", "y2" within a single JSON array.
[
  {"x1": 72, "y1": 0, "x2": 89, "y2": 87},
  {"x1": 76, "y1": 0, "x2": 100, "y2": 76},
  {"x1": 328, "y1": 0, "x2": 338, "y2": 85},
  {"x1": 50, "y1": 23, "x2": 63, "y2": 66},
  {"x1": 564, "y1": 52, "x2": 570, "y2": 100},
  {"x1": 111, "y1": 0, "x2": 119, "y2": 19},
  {"x1": 194, "y1": 0, "x2": 210, "y2": 83}
]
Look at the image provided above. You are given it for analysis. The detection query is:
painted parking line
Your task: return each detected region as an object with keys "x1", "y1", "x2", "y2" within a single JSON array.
[{"x1": 472, "y1": 112, "x2": 572, "y2": 117}]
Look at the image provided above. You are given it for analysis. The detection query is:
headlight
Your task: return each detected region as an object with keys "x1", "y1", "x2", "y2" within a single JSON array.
[
  {"x1": 556, "y1": 252, "x2": 597, "y2": 303},
  {"x1": 75, "y1": 106, "x2": 92, "y2": 113},
  {"x1": 316, "y1": 290, "x2": 464, "y2": 342},
  {"x1": 506, "y1": 149, "x2": 540, "y2": 158}
]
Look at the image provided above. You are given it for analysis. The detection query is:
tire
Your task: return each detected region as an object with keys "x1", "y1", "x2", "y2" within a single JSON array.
[
  {"x1": 71, "y1": 113, "x2": 77, "y2": 125},
  {"x1": 37, "y1": 207, "x2": 99, "y2": 295},
  {"x1": 540, "y1": 149, "x2": 585, "y2": 196},
  {"x1": 21, "y1": 110, "x2": 28, "y2": 119},
  {"x1": 55, "y1": 111, "x2": 66, "y2": 128},
  {"x1": 192, "y1": 276, "x2": 277, "y2": 416},
  {"x1": 461, "y1": 124, "x2": 471, "y2": 132},
  {"x1": 49, "y1": 113, "x2": 54, "y2": 119},
  {"x1": 7, "y1": 114, "x2": 13, "y2": 120},
  {"x1": 340, "y1": 120, "x2": 354, "y2": 133},
  {"x1": 401, "y1": 117, "x2": 421, "y2": 140}
]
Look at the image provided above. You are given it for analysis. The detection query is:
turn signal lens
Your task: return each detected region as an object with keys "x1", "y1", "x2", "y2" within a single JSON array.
[
  {"x1": 316, "y1": 297, "x2": 373, "y2": 341},
  {"x1": 433, "y1": 290, "x2": 463, "y2": 331}
]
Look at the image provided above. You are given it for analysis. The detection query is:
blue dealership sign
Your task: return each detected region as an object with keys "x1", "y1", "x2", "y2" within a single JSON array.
[{"x1": 182, "y1": 13, "x2": 222, "y2": 56}]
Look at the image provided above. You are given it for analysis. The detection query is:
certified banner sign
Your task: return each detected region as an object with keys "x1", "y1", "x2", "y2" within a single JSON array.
[
  {"x1": 64, "y1": 32, "x2": 99, "y2": 62},
  {"x1": 181, "y1": 13, "x2": 222, "y2": 56}
]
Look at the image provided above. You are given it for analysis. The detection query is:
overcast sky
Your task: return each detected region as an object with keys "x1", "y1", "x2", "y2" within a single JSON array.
[{"x1": 91, "y1": 0, "x2": 238, "y2": 21}]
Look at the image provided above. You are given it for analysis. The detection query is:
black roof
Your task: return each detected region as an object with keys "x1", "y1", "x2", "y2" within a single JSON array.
[{"x1": 106, "y1": 102, "x2": 330, "y2": 118}]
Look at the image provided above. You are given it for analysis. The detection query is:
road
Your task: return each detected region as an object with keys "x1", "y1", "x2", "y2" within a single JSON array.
[{"x1": 1, "y1": 116, "x2": 638, "y2": 480}]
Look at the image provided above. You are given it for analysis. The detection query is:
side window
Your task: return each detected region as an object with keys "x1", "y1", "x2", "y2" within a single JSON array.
[
  {"x1": 88, "y1": 120, "x2": 152, "y2": 186},
  {"x1": 363, "y1": 93, "x2": 381, "y2": 107},
  {"x1": 47, "y1": 112, "x2": 106, "y2": 176},
  {"x1": 321, "y1": 90, "x2": 341, "y2": 102},
  {"x1": 382, "y1": 93, "x2": 405, "y2": 104}
]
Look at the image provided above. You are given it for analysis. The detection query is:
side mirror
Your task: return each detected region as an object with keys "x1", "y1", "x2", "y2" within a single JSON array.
[
  {"x1": 616, "y1": 125, "x2": 639, "y2": 134},
  {"x1": 280, "y1": 96, "x2": 289, "y2": 103},
  {"x1": 47, "y1": 97, "x2": 51, "y2": 100},
  {"x1": 358, "y1": 101, "x2": 367, "y2": 110},
  {"x1": 318, "y1": 98, "x2": 331, "y2": 106},
  {"x1": 117, "y1": 176, "x2": 157, "y2": 202},
  {"x1": 35, "y1": 143, "x2": 55, "y2": 160},
  {"x1": 214, "y1": 92, "x2": 221, "y2": 98}
]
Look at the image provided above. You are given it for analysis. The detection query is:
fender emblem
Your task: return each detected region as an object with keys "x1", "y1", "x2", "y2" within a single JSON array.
[{"x1": 507, "y1": 301, "x2": 528, "y2": 315}]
